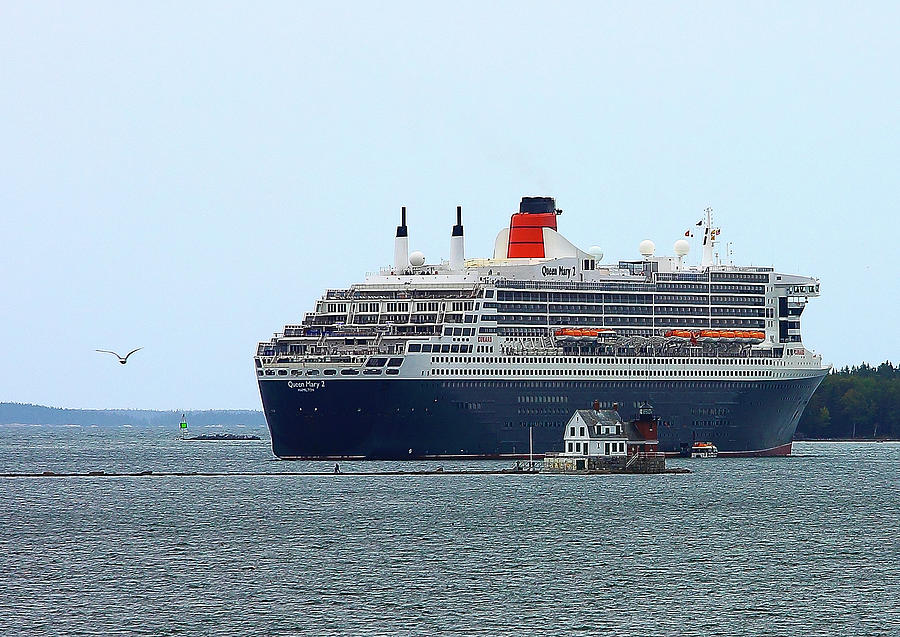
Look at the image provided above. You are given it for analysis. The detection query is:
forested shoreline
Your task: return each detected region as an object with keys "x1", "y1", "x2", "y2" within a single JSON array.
[
  {"x1": 0, "y1": 403, "x2": 264, "y2": 428},
  {"x1": 797, "y1": 362, "x2": 899, "y2": 440}
]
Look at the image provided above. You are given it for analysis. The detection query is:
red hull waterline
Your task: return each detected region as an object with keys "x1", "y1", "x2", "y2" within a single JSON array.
[{"x1": 713, "y1": 441, "x2": 793, "y2": 458}]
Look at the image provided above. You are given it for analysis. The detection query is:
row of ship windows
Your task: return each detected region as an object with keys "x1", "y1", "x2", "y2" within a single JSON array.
[
  {"x1": 518, "y1": 395, "x2": 570, "y2": 403},
  {"x1": 502, "y1": 421, "x2": 561, "y2": 429},
  {"x1": 307, "y1": 314, "x2": 771, "y2": 328},
  {"x1": 317, "y1": 286, "x2": 780, "y2": 313},
  {"x1": 323, "y1": 301, "x2": 476, "y2": 313},
  {"x1": 551, "y1": 307, "x2": 766, "y2": 317},
  {"x1": 431, "y1": 356, "x2": 784, "y2": 365},
  {"x1": 485, "y1": 304, "x2": 766, "y2": 316},
  {"x1": 409, "y1": 343, "x2": 474, "y2": 353},
  {"x1": 511, "y1": 418, "x2": 734, "y2": 430},
  {"x1": 521, "y1": 407, "x2": 570, "y2": 415},
  {"x1": 303, "y1": 316, "x2": 772, "y2": 332},
  {"x1": 495, "y1": 286, "x2": 766, "y2": 302},
  {"x1": 440, "y1": 380, "x2": 793, "y2": 390},
  {"x1": 692, "y1": 420, "x2": 732, "y2": 428},
  {"x1": 317, "y1": 298, "x2": 775, "y2": 318},
  {"x1": 488, "y1": 315, "x2": 766, "y2": 328},
  {"x1": 259, "y1": 369, "x2": 401, "y2": 377},
  {"x1": 487, "y1": 300, "x2": 766, "y2": 312},
  {"x1": 442, "y1": 327, "x2": 477, "y2": 336},
  {"x1": 429, "y1": 368, "x2": 797, "y2": 378}
]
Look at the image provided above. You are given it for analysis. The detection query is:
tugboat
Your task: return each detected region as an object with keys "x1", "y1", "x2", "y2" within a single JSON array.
[{"x1": 690, "y1": 441, "x2": 718, "y2": 458}]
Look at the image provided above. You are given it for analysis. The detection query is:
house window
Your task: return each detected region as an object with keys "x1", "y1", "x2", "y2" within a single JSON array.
[
  {"x1": 570, "y1": 427, "x2": 575, "y2": 436},
  {"x1": 579, "y1": 426, "x2": 585, "y2": 436},
  {"x1": 604, "y1": 442, "x2": 610, "y2": 455},
  {"x1": 567, "y1": 442, "x2": 573, "y2": 452}
]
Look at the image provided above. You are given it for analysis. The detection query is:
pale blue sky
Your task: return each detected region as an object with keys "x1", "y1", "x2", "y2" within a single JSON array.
[{"x1": 1, "y1": 2, "x2": 897, "y2": 409}]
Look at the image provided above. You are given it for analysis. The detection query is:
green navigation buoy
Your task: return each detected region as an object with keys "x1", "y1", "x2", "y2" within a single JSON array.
[{"x1": 180, "y1": 414, "x2": 188, "y2": 439}]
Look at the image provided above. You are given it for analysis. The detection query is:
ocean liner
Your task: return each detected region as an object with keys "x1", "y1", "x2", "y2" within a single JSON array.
[{"x1": 255, "y1": 197, "x2": 828, "y2": 458}]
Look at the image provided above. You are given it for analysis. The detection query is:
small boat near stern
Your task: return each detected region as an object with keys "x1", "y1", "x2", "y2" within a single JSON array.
[{"x1": 690, "y1": 441, "x2": 718, "y2": 458}]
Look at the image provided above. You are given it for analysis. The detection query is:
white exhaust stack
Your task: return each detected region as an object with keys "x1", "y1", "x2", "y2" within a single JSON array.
[
  {"x1": 394, "y1": 206, "x2": 408, "y2": 270},
  {"x1": 450, "y1": 205, "x2": 465, "y2": 270}
]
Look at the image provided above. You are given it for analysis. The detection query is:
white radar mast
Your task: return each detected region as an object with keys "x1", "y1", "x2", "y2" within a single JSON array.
[{"x1": 700, "y1": 206, "x2": 719, "y2": 267}]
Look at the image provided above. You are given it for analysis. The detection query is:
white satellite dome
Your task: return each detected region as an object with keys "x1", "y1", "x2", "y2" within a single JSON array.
[
  {"x1": 588, "y1": 246, "x2": 604, "y2": 261},
  {"x1": 639, "y1": 239, "x2": 656, "y2": 258},
  {"x1": 409, "y1": 251, "x2": 426, "y2": 267},
  {"x1": 674, "y1": 239, "x2": 690, "y2": 256}
]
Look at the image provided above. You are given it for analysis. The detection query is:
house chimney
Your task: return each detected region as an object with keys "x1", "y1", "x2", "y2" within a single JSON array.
[
  {"x1": 592, "y1": 400, "x2": 600, "y2": 412},
  {"x1": 612, "y1": 402, "x2": 619, "y2": 412},
  {"x1": 450, "y1": 205, "x2": 465, "y2": 270},
  {"x1": 394, "y1": 206, "x2": 408, "y2": 270}
]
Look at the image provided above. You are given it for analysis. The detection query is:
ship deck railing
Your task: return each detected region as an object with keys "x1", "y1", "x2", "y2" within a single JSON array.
[
  {"x1": 518, "y1": 344, "x2": 782, "y2": 359},
  {"x1": 260, "y1": 355, "x2": 371, "y2": 366},
  {"x1": 324, "y1": 287, "x2": 477, "y2": 300}
]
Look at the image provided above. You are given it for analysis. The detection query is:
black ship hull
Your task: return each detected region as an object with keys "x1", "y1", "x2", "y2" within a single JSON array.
[{"x1": 258, "y1": 374, "x2": 827, "y2": 459}]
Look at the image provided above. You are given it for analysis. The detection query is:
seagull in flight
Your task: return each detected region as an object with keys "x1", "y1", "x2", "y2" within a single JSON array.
[{"x1": 96, "y1": 347, "x2": 143, "y2": 365}]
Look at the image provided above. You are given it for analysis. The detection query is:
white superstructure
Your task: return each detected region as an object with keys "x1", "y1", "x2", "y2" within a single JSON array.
[{"x1": 257, "y1": 197, "x2": 826, "y2": 383}]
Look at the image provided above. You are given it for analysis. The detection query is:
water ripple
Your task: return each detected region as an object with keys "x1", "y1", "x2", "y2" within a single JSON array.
[{"x1": 0, "y1": 430, "x2": 897, "y2": 635}]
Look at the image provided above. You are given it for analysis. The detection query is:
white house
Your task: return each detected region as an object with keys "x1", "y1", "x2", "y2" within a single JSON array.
[
  {"x1": 561, "y1": 408, "x2": 628, "y2": 458},
  {"x1": 544, "y1": 402, "x2": 667, "y2": 473}
]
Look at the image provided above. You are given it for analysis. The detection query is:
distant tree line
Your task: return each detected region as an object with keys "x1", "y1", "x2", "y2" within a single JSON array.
[
  {"x1": 797, "y1": 362, "x2": 900, "y2": 439},
  {"x1": 0, "y1": 403, "x2": 265, "y2": 428}
]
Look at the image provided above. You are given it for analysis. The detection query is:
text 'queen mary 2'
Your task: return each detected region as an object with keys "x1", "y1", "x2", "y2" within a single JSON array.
[{"x1": 255, "y1": 197, "x2": 829, "y2": 459}]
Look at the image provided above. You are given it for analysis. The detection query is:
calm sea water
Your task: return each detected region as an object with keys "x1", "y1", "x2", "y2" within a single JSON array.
[{"x1": 0, "y1": 425, "x2": 897, "y2": 636}]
